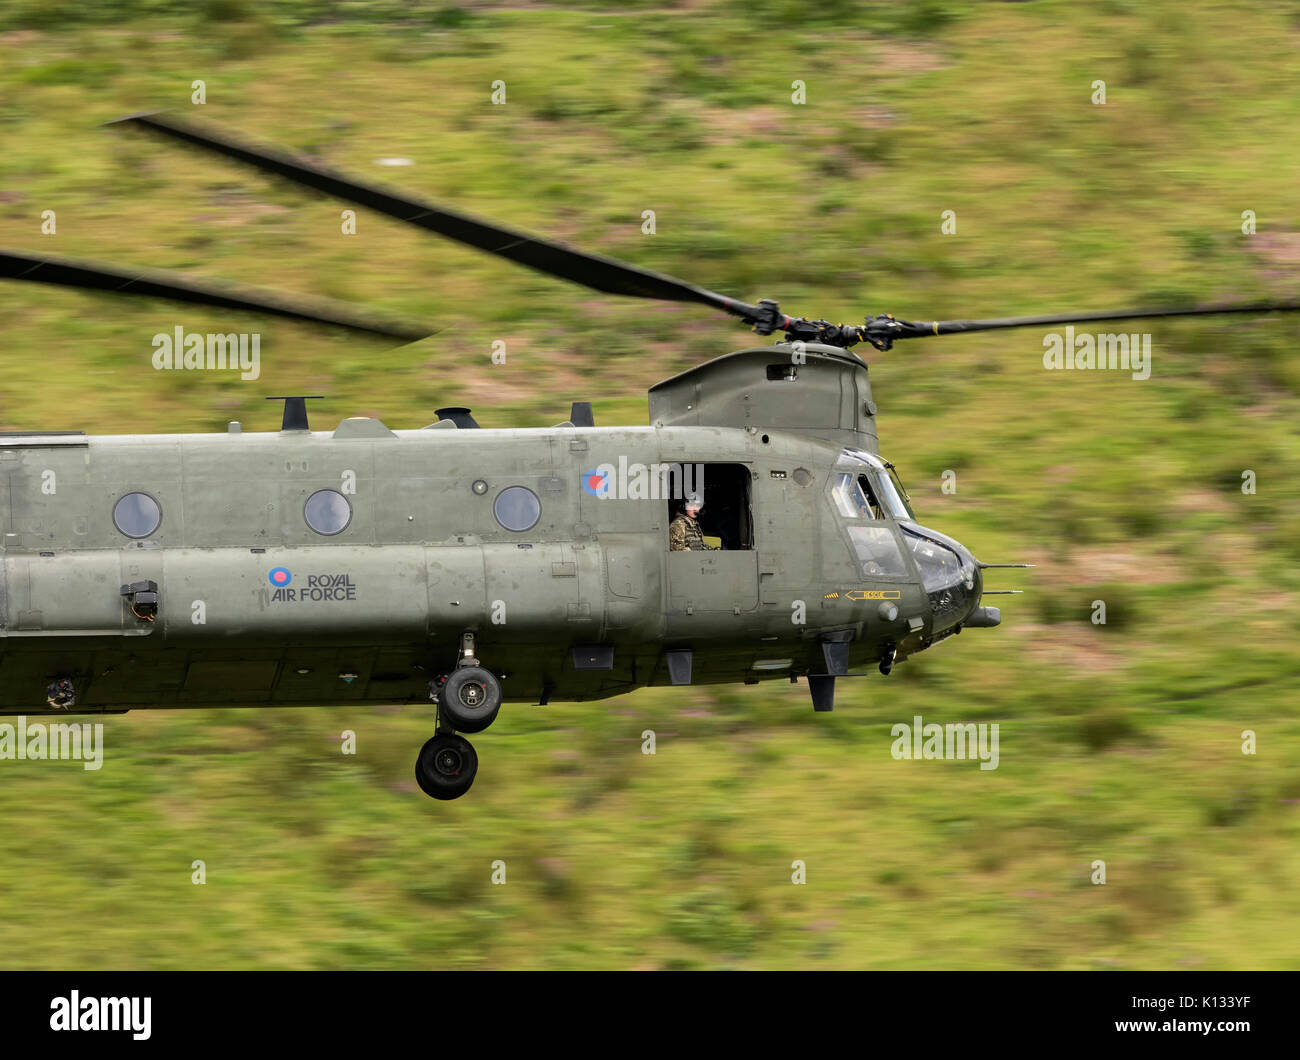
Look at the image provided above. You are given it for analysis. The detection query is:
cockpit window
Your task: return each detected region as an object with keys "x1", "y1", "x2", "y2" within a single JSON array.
[
  {"x1": 857, "y1": 475, "x2": 884, "y2": 519},
  {"x1": 834, "y1": 449, "x2": 914, "y2": 521},
  {"x1": 829, "y1": 473, "x2": 872, "y2": 519},
  {"x1": 828, "y1": 470, "x2": 909, "y2": 574},
  {"x1": 848, "y1": 525, "x2": 909, "y2": 576}
]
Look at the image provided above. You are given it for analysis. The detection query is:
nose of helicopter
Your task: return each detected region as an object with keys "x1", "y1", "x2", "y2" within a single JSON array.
[
  {"x1": 900, "y1": 524, "x2": 985, "y2": 635},
  {"x1": 935, "y1": 540, "x2": 983, "y2": 634}
]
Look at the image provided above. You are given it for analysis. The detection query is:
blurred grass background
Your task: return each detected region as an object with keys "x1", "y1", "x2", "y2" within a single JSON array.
[{"x1": 0, "y1": 0, "x2": 1298, "y2": 969}]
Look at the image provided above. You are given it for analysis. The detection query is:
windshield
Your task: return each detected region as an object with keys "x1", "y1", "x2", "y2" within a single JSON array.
[
  {"x1": 880, "y1": 462, "x2": 915, "y2": 520},
  {"x1": 903, "y1": 528, "x2": 966, "y2": 593}
]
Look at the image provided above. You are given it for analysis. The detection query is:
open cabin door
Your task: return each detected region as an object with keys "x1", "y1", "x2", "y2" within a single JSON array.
[{"x1": 665, "y1": 463, "x2": 758, "y2": 614}]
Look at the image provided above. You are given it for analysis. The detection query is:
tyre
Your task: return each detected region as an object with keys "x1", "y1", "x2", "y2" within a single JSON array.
[
  {"x1": 438, "y1": 666, "x2": 502, "y2": 733},
  {"x1": 415, "y1": 733, "x2": 478, "y2": 800}
]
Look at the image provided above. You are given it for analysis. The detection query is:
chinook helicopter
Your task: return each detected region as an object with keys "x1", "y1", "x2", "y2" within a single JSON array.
[{"x1": 2, "y1": 114, "x2": 1298, "y2": 800}]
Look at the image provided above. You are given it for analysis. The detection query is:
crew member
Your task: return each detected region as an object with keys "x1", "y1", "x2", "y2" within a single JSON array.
[{"x1": 669, "y1": 499, "x2": 715, "y2": 551}]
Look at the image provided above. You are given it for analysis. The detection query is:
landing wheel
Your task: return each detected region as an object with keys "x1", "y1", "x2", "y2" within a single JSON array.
[
  {"x1": 415, "y1": 733, "x2": 478, "y2": 800},
  {"x1": 438, "y1": 666, "x2": 502, "y2": 733}
]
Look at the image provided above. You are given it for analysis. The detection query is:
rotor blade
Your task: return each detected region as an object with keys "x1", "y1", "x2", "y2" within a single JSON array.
[
  {"x1": 112, "y1": 112, "x2": 762, "y2": 323},
  {"x1": 0, "y1": 249, "x2": 433, "y2": 342},
  {"x1": 883, "y1": 301, "x2": 1300, "y2": 341}
]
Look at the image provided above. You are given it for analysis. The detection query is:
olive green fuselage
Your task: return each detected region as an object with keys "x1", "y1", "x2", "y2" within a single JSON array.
[{"x1": 0, "y1": 345, "x2": 983, "y2": 714}]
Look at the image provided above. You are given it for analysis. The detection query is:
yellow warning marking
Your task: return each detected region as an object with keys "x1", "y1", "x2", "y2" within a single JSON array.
[{"x1": 823, "y1": 592, "x2": 840, "y2": 599}]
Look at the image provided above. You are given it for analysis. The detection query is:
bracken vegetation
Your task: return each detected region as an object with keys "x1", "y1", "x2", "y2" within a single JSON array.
[{"x1": 0, "y1": 0, "x2": 1297, "y2": 969}]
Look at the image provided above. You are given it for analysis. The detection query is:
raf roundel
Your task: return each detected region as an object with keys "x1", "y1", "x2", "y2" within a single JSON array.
[{"x1": 269, "y1": 567, "x2": 292, "y2": 587}]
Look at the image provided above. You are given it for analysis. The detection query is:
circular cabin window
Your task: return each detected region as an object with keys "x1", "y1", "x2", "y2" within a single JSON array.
[
  {"x1": 493, "y1": 486, "x2": 540, "y2": 532},
  {"x1": 304, "y1": 489, "x2": 352, "y2": 536},
  {"x1": 113, "y1": 492, "x2": 162, "y2": 538}
]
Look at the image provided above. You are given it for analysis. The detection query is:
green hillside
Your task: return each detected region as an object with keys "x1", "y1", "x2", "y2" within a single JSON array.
[{"x1": 0, "y1": 0, "x2": 1297, "y2": 969}]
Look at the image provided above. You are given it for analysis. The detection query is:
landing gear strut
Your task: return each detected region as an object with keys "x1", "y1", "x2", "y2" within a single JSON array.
[{"x1": 415, "y1": 633, "x2": 501, "y2": 801}]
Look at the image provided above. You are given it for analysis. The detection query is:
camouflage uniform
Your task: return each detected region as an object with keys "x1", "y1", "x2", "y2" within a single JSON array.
[{"x1": 669, "y1": 511, "x2": 713, "y2": 551}]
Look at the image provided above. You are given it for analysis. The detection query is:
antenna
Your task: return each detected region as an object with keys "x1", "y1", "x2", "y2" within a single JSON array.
[{"x1": 266, "y1": 395, "x2": 324, "y2": 431}]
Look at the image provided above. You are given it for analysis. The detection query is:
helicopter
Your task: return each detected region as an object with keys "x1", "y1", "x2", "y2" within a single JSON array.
[{"x1": 2, "y1": 113, "x2": 1298, "y2": 800}]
